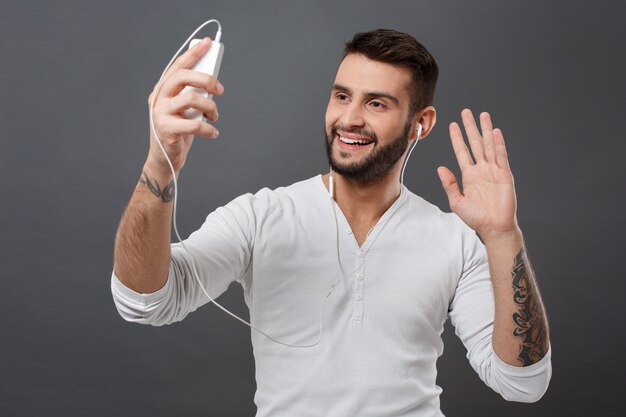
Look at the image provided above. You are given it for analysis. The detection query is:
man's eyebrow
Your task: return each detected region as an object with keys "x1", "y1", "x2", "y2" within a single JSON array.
[{"x1": 332, "y1": 83, "x2": 400, "y2": 106}]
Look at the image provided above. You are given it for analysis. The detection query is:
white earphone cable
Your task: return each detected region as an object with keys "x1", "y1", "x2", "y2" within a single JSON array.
[
  {"x1": 400, "y1": 124, "x2": 422, "y2": 196},
  {"x1": 149, "y1": 20, "x2": 350, "y2": 348}
]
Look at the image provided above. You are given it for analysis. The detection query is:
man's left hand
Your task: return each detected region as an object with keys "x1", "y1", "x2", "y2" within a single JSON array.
[{"x1": 437, "y1": 109, "x2": 520, "y2": 242}]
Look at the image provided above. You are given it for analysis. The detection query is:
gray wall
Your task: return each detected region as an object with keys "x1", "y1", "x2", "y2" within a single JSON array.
[{"x1": 1, "y1": 0, "x2": 624, "y2": 415}]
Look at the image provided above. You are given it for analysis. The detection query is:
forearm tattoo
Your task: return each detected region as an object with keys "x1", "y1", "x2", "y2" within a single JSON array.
[
  {"x1": 511, "y1": 248, "x2": 548, "y2": 366},
  {"x1": 139, "y1": 171, "x2": 174, "y2": 202}
]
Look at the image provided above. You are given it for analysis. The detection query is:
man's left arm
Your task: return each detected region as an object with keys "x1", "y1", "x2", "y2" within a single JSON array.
[{"x1": 438, "y1": 109, "x2": 549, "y2": 367}]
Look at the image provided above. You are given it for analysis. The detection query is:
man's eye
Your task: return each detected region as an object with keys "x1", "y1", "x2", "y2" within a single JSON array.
[
  {"x1": 335, "y1": 93, "x2": 350, "y2": 101},
  {"x1": 369, "y1": 100, "x2": 386, "y2": 109}
]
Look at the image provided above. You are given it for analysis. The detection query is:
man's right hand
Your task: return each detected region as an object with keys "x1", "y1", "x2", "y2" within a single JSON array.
[{"x1": 146, "y1": 37, "x2": 224, "y2": 176}]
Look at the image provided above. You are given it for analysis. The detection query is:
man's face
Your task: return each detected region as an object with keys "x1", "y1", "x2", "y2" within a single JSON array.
[{"x1": 324, "y1": 53, "x2": 414, "y2": 183}]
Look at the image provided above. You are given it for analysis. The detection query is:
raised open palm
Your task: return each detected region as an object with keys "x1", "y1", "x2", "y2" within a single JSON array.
[{"x1": 437, "y1": 109, "x2": 519, "y2": 240}]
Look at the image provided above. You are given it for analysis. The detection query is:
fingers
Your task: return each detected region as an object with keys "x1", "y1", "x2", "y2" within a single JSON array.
[
  {"x1": 160, "y1": 69, "x2": 224, "y2": 98},
  {"x1": 164, "y1": 37, "x2": 212, "y2": 78},
  {"x1": 461, "y1": 109, "x2": 485, "y2": 163},
  {"x1": 166, "y1": 91, "x2": 219, "y2": 122},
  {"x1": 437, "y1": 166, "x2": 463, "y2": 210},
  {"x1": 454, "y1": 109, "x2": 502, "y2": 167},
  {"x1": 158, "y1": 115, "x2": 220, "y2": 139},
  {"x1": 150, "y1": 67, "x2": 224, "y2": 141},
  {"x1": 493, "y1": 128, "x2": 510, "y2": 169},
  {"x1": 174, "y1": 118, "x2": 220, "y2": 139},
  {"x1": 479, "y1": 112, "x2": 496, "y2": 163},
  {"x1": 449, "y1": 121, "x2": 473, "y2": 170}
]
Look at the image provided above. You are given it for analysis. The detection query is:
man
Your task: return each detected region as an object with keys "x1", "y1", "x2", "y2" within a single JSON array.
[{"x1": 112, "y1": 29, "x2": 551, "y2": 416}]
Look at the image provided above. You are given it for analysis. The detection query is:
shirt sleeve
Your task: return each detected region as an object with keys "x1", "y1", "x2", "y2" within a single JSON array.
[
  {"x1": 111, "y1": 193, "x2": 257, "y2": 326},
  {"x1": 448, "y1": 226, "x2": 552, "y2": 403}
]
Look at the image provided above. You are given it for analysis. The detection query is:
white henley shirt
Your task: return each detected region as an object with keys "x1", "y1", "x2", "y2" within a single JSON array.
[{"x1": 111, "y1": 175, "x2": 551, "y2": 416}]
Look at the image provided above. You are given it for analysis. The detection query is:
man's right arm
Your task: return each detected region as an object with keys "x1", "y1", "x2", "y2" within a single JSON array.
[
  {"x1": 114, "y1": 164, "x2": 175, "y2": 293},
  {"x1": 113, "y1": 37, "x2": 223, "y2": 294}
]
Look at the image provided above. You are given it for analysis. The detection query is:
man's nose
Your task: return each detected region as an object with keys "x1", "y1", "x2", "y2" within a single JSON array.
[{"x1": 339, "y1": 101, "x2": 365, "y2": 128}]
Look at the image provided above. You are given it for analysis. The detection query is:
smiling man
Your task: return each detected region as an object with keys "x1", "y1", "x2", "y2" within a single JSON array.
[
  {"x1": 112, "y1": 29, "x2": 551, "y2": 416},
  {"x1": 325, "y1": 51, "x2": 428, "y2": 186}
]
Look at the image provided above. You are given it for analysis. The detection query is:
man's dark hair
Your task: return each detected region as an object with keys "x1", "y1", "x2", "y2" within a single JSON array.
[{"x1": 343, "y1": 29, "x2": 439, "y2": 115}]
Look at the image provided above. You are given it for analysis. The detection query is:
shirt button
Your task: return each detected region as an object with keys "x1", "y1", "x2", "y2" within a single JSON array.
[
  {"x1": 356, "y1": 273, "x2": 363, "y2": 281},
  {"x1": 345, "y1": 228, "x2": 353, "y2": 235},
  {"x1": 356, "y1": 293, "x2": 363, "y2": 301},
  {"x1": 358, "y1": 250, "x2": 365, "y2": 258}
]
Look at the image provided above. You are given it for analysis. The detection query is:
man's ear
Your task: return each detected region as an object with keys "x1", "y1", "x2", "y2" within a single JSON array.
[{"x1": 410, "y1": 106, "x2": 437, "y2": 141}]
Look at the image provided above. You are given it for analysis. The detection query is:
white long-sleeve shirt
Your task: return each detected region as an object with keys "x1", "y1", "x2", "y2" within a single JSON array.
[{"x1": 112, "y1": 175, "x2": 551, "y2": 416}]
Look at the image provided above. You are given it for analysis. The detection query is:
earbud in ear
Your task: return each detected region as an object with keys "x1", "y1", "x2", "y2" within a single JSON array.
[{"x1": 417, "y1": 123, "x2": 423, "y2": 140}]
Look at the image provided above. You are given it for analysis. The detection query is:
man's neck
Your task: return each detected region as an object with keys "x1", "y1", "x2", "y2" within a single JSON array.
[{"x1": 322, "y1": 168, "x2": 402, "y2": 245}]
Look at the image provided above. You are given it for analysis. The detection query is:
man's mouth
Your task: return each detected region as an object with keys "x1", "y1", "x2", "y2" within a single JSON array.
[
  {"x1": 338, "y1": 136, "x2": 374, "y2": 146},
  {"x1": 335, "y1": 130, "x2": 375, "y2": 148}
]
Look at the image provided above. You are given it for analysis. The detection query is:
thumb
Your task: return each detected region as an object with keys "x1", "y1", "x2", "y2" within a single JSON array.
[{"x1": 437, "y1": 166, "x2": 463, "y2": 210}]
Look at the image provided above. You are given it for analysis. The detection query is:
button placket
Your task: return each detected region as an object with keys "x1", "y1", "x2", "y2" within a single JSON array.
[
  {"x1": 353, "y1": 251, "x2": 365, "y2": 321},
  {"x1": 354, "y1": 272, "x2": 364, "y2": 321},
  {"x1": 334, "y1": 205, "x2": 366, "y2": 322}
]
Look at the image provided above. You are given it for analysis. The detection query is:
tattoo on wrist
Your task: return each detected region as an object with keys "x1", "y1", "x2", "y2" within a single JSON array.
[
  {"x1": 511, "y1": 248, "x2": 548, "y2": 366},
  {"x1": 139, "y1": 171, "x2": 174, "y2": 202}
]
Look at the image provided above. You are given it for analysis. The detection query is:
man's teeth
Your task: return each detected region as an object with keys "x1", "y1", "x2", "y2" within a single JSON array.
[{"x1": 339, "y1": 136, "x2": 373, "y2": 146}]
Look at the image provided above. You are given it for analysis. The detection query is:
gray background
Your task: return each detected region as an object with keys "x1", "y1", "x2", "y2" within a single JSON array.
[{"x1": 1, "y1": 0, "x2": 624, "y2": 415}]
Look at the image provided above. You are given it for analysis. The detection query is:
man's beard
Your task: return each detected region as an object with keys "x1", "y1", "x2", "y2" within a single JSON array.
[{"x1": 324, "y1": 119, "x2": 412, "y2": 183}]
